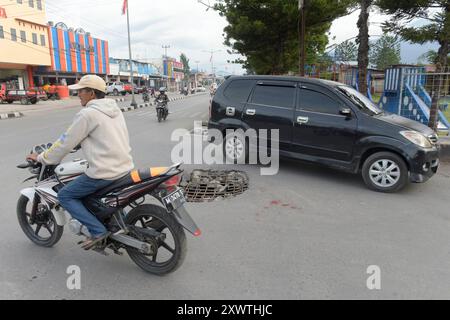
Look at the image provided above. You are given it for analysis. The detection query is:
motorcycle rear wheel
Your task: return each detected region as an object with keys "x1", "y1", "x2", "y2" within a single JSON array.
[
  {"x1": 17, "y1": 195, "x2": 64, "y2": 247},
  {"x1": 125, "y1": 204, "x2": 187, "y2": 275}
]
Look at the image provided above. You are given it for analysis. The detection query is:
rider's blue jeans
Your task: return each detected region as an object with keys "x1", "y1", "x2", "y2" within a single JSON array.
[{"x1": 58, "y1": 174, "x2": 114, "y2": 238}]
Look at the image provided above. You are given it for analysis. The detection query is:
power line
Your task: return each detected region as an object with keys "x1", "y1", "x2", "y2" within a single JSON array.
[{"x1": 44, "y1": 3, "x2": 165, "y2": 51}]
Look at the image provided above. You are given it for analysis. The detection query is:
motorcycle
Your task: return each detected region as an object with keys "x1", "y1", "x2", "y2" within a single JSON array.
[
  {"x1": 156, "y1": 99, "x2": 168, "y2": 123},
  {"x1": 17, "y1": 144, "x2": 200, "y2": 275},
  {"x1": 142, "y1": 91, "x2": 150, "y2": 103}
]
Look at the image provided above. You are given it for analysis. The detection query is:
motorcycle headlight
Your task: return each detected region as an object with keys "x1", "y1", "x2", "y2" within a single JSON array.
[{"x1": 400, "y1": 131, "x2": 432, "y2": 148}]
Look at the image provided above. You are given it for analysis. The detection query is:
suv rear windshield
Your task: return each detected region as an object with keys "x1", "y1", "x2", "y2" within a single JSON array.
[{"x1": 336, "y1": 86, "x2": 383, "y2": 115}]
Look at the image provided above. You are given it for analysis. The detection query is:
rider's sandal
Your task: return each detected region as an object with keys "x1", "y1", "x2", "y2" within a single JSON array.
[{"x1": 81, "y1": 232, "x2": 111, "y2": 251}]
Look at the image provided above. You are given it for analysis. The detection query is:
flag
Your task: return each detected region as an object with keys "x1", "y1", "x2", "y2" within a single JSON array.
[
  {"x1": 210, "y1": 54, "x2": 213, "y2": 62},
  {"x1": 122, "y1": 0, "x2": 127, "y2": 15}
]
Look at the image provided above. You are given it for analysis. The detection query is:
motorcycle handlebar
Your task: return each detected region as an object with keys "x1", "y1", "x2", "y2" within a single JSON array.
[{"x1": 17, "y1": 160, "x2": 40, "y2": 169}]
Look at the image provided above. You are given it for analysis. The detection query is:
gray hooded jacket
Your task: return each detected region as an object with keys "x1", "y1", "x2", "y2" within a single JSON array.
[{"x1": 38, "y1": 98, "x2": 135, "y2": 180}]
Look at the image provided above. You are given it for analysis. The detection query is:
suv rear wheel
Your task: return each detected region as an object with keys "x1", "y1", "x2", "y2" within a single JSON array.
[{"x1": 362, "y1": 151, "x2": 408, "y2": 193}]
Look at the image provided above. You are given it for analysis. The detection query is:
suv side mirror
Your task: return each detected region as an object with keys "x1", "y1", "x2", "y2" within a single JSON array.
[{"x1": 339, "y1": 107, "x2": 352, "y2": 117}]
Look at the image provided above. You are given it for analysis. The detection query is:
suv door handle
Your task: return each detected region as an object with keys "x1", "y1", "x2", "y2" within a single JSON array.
[
  {"x1": 297, "y1": 116, "x2": 309, "y2": 124},
  {"x1": 246, "y1": 109, "x2": 256, "y2": 116},
  {"x1": 226, "y1": 107, "x2": 235, "y2": 116}
]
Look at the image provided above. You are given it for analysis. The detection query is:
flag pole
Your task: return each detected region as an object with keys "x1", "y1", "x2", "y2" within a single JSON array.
[{"x1": 126, "y1": 0, "x2": 137, "y2": 107}]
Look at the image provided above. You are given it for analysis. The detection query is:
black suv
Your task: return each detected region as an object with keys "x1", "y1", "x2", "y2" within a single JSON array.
[{"x1": 208, "y1": 76, "x2": 440, "y2": 192}]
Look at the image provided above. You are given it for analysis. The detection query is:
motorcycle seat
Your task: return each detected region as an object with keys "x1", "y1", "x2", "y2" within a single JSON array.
[{"x1": 93, "y1": 167, "x2": 169, "y2": 196}]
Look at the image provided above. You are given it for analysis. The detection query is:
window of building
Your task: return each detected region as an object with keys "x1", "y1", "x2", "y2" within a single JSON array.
[
  {"x1": 28, "y1": 0, "x2": 34, "y2": 8},
  {"x1": 0, "y1": 26, "x2": 4, "y2": 39},
  {"x1": 17, "y1": 0, "x2": 23, "y2": 4},
  {"x1": 11, "y1": 28, "x2": 17, "y2": 41},
  {"x1": 40, "y1": 34, "x2": 46, "y2": 46},
  {"x1": 20, "y1": 30, "x2": 26, "y2": 43},
  {"x1": 36, "y1": 0, "x2": 42, "y2": 10},
  {"x1": 32, "y1": 33, "x2": 37, "y2": 44}
]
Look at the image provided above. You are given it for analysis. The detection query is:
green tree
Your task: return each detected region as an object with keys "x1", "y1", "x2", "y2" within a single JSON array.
[
  {"x1": 180, "y1": 53, "x2": 191, "y2": 80},
  {"x1": 369, "y1": 35, "x2": 401, "y2": 70},
  {"x1": 213, "y1": 0, "x2": 355, "y2": 75},
  {"x1": 334, "y1": 40, "x2": 358, "y2": 61},
  {"x1": 377, "y1": 0, "x2": 450, "y2": 68},
  {"x1": 377, "y1": 0, "x2": 450, "y2": 130},
  {"x1": 417, "y1": 50, "x2": 450, "y2": 65}
]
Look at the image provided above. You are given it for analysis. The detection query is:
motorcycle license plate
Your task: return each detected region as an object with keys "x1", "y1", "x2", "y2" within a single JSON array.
[{"x1": 162, "y1": 189, "x2": 186, "y2": 212}]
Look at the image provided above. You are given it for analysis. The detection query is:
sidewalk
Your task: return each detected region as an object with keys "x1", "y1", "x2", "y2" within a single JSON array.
[{"x1": 0, "y1": 92, "x2": 208, "y2": 118}]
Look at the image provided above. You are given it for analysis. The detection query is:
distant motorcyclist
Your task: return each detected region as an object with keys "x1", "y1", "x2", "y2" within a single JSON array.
[
  {"x1": 155, "y1": 87, "x2": 169, "y2": 112},
  {"x1": 142, "y1": 86, "x2": 150, "y2": 102}
]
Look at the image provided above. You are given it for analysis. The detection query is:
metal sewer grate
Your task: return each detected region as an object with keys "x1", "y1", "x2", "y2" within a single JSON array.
[{"x1": 181, "y1": 170, "x2": 249, "y2": 202}]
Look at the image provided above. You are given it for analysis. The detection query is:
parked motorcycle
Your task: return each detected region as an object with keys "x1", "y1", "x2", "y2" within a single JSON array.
[
  {"x1": 156, "y1": 99, "x2": 168, "y2": 123},
  {"x1": 17, "y1": 144, "x2": 200, "y2": 275}
]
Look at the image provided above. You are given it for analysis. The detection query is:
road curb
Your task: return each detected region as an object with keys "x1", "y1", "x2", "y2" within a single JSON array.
[
  {"x1": 119, "y1": 93, "x2": 207, "y2": 113},
  {"x1": 440, "y1": 137, "x2": 450, "y2": 161},
  {"x1": 0, "y1": 112, "x2": 23, "y2": 120}
]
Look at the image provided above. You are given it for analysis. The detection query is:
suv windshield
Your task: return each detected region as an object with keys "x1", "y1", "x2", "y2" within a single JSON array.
[{"x1": 336, "y1": 86, "x2": 383, "y2": 116}]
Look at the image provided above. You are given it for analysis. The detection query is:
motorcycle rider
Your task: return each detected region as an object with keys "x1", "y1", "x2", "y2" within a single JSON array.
[
  {"x1": 142, "y1": 86, "x2": 150, "y2": 102},
  {"x1": 26, "y1": 75, "x2": 135, "y2": 250},
  {"x1": 155, "y1": 87, "x2": 169, "y2": 113}
]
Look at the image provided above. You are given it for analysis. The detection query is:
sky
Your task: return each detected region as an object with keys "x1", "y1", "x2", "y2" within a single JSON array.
[{"x1": 45, "y1": 0, "x2": 439, "y2": 75}]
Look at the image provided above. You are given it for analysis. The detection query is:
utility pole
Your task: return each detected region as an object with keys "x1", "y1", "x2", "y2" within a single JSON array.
[
  {"x1": 125, "y1": 0, "x2": 137, "y2": 107},
  {"x1": 195, "y1": 60, "x2": 200, "y2": 89},
  {"x1": 299, "y1": 0, "x2": 306, "y2": 77},
  {"x1": 162, "y1": 45, "x2": 170, "y2": 90},
  {"x1": 203, "y1": 49, "x2": 221, "y2": 84}
]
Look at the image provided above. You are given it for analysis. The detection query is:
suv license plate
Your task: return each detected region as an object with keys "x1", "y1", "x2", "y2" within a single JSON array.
[{"x1": 162, "y1": 189, "x2": 186, "y2": 212}]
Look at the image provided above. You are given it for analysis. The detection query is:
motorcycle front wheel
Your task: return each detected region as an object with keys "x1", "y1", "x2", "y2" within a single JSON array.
[
  {"x1": 17, "y1": 195, "x2": 64, "y2": 247},
  {"x1": 125, "y1": 204, "x2": 187, "y2": 275},
  {"x1": 157, "y1": 109, "x2": 162, "y2": 122}
]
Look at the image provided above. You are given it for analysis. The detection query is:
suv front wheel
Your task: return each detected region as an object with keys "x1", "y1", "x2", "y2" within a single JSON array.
[
  {"x1": 223, "y1": 131, "x2": 249, "y2": 164},
  {"x1": 362, "y1": 152, "x2": 408, "y2": 193}
]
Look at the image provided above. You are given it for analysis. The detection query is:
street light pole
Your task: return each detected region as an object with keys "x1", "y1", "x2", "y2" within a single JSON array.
[
  {"x1": 195, "y1": 60, "x2": 200, "y2": 89},
  {"x1": 126, "y1": 0, "x2": 137, "y2": 107},
  {"x1": 203, "y1": 49, "x2": 221, "y2": 85}
]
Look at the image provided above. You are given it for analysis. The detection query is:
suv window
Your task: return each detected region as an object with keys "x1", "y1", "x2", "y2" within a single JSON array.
[
  {"x1": 298, "y1": 88, "x2": 340, "y2": 114},
  {"x1": 223, "y1": 79, "x2": 254, "y2": 103},
  {"x1": 251, "y1": 85, "x2": 295, "y2": 108}
]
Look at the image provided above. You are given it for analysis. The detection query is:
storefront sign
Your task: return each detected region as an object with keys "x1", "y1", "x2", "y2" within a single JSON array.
[{"x1": 0, "y1": 7, "x2": 7, "y2": 19}]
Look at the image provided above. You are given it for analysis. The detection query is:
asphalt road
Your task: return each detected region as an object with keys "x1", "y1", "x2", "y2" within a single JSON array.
[{"x1": 0, "y1": 94, "x2": 449, "y2": 300}]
